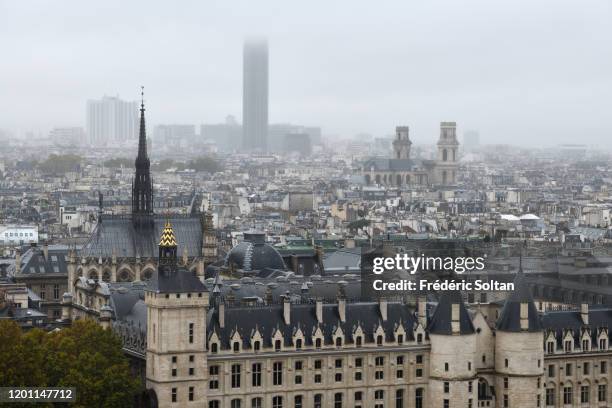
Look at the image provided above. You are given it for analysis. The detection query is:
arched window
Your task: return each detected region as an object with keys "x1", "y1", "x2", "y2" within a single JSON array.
[{"x1": 211, "y1": 342, "x2": 218, "y2": 353}]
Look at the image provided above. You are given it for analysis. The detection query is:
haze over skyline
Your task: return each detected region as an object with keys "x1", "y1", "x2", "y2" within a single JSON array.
[{"x1": 1, "y1": 0, "x2": 611, "y2": 146}]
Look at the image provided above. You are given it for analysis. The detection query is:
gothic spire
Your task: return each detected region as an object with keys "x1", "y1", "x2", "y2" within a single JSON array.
[{"x1": 132, "y1": 86, "x2": 153, "y2": 217}]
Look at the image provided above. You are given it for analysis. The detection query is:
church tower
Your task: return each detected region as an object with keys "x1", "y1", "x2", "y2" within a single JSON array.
[
  {"x1": 132, "y1": 87, "x2": 154, "y2": 220},
  {"x1": 436, "y1": 121, "x2": 459, "y2": 184},
  {"x1": 145, "y1": 221, "x2": 209, "y2": 407},
  {"x1": 202, "y1": 201, "x2": 218, "y2": 269},
  {"x1": 392, "y1": 126, "x2": 411, "y2": 159}
]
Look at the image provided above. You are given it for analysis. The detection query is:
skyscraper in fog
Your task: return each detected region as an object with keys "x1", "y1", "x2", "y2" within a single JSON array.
[
  {"x1": 86, "y1": 96, "x2": 138, "y2": 145},
  {"x1": 242, "y1": 39, "x2": 268, "y2": 152}
]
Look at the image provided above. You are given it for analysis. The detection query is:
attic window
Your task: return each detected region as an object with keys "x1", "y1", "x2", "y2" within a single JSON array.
[
  {"x1": 335, "y1": 337, "x2": 342, "y2": 348},
  {"x1": 397, "y1": 334, "x2": 403, "y2": 345},
  {"x1": 295, "y1": 339, "x2": 302, "y2": 350},
  {"x1": 275, "y1": 340, "x2": 281, "y2": 351},
  {"x1": 356, "y1": 336, "x2": 362, "y2": 347},
  {"x1": 253, "y1": 341, "x2": 260, "y2": 352},
  {"x1": 210, "y1": 343, "x2": 218, "y2": 353},
  {"x1": 377, "y1": 335, "x2": 383, "y2": 346},
  {"x1": 315, "y1": 338, "x2": 322, "y2": 349},
  {"x1": 233, "y1": 342, "x2": 240, "y2": 353}
]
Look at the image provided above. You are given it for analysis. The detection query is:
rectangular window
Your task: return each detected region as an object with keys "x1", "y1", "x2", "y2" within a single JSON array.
[
  {"x1": 53, "y1": 284, "x2": 60, "y2": 300},
  {"x1": 273, "y1": 362, "x2": 283, "y2": 385},
  {"x1": 563, "y1": 386, "x2": 573, "y2": 405},
  {"x1": 272, "y1": 396, "x2": 282, "y2": 408},
  {"x1": 252, "y1": 363, "x2": 261, "y2": 387},
  {"x1": 188, "y1": 386, "x2": 194, "y2": 401},
  {"x1": 315, "y1": 359, "x2": 322, "y2": 369},
  {"x1": 375, "y1": 370, "x2": 384, "y2": 380},
  {"x1": 171, "y1": 388, "x2": 177, "y2": 403},
  {"x1": 583, "y1": 362, "x2": 590, "y2": 375},
  {"x1": 601, "y1": 361, "x2": 608, "y2": 374},
  {"x1": 334, "y1": 393, "x2": 342, "y2": 408},
  {"x1": 395, "y1": 389, "x2": 404, "y2": 408},
  {"x1": 209, "y1": 401, "x2": 219, "y2": 408},
  {"x1": 294, "y1": 395, "x2": 302, "y2": 408},
  {"x1": 188, "y1": 322, "x2": 194, "y2": 343},
  {"x1": 503, "y1": 395, "x2": 508, "y2": 408},
  {"x1": 171, "y1": 368, "x2": 177, "y2": 377},
  {"x1": 599, "y1": 384, "x2": 607, "y2": 402},
  {"x1": 252, "y1": 398, "x2": 262, "y2": 408},
  {"x1": 416, "y1": 368, "x2": 423, "y2": 377},
  {"x1": 355, "y1": 371, "x2": 362, "y2": 381},
  {"x1": 416, "y1": 355, "x2": 423, "y2": 364},
  {"x1": 355, "y1": 358, "x2": 363, "y2": 367},
  {"x1": 548, "y1": 364, "x2": 555, "y2": 377},
  {"x1": 444, "y1": 382, "x2": 449, "y2": 393},
  {"x1": 581, "y1": 385, "x2": 589, "y2": 403},
  {"x1": 189, "y1": 367, "x2": 194, "y2": 376},
  {"x1": 314, "y1": 374, "x2": 321, "y2": 383},
  {"x1": 546, "y1": 388, "x2": 554, "y2": 406},
  {"x1": 231, "y1": 364, "x2": 241, "y2": 388},
  {"x1": 565, "y1": 363, "x2": 572, "y2": 375},
  {"x1": 375, "y1": 356, "x2": 384, "y2": 366},
  {"x1": 335, "y1": 372, "x2": 342, "y2": 382},
  {"x1": 396, "y1": 369, "x2": 403, "y2": 378},
  {"x1": 295, "y1": 360, "x2": 303, "y2": 371}
]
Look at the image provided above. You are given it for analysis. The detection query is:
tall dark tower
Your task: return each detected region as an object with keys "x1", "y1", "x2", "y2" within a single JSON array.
[{"x1": 132, "y1": 87, "x2": 153, "y2": 218}]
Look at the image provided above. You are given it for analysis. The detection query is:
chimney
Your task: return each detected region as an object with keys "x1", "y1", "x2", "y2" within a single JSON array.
[
  {"x1": 344, "y1": 238, "x2": 355, "y2": 249},
  {"x1": 15, "y1": 249, "x2": 21, "y2": 275},
  {"x1": 43, "y1": 242, "x2": 49, "y2": 261},
  {"x1": 61, "y1": 292, "x2": 73, "y2": 321},
  {"x1": 283, "y1": 295, "x2": 291, "y2": 325},
  {"x1": 316, "y1": 299, "x2": 323, "y2": 323},
  {"x1": 581, "y1": 303, "x2": 589, "y2": 325},
  {"x1": 99, "y1": 305, "x2": 112, "y2": 330},
  {"x1": 451, "y1": 303, "x2": 460, "y2": 334},
  {"x1": 219, "y1": 302, "x2": 225, "y2": 329},
  {"x1": 520, "y1": 302, "x2": 529, "y2": 330},
  {"x1": 417, "y1": 296, "x2": 427, "y2": 327},
  {"x1": 379, "y1": 298, "x2": 388, "y2": 322},
  {"x1": 338, "y1": 297, "x2": 346, "y2": 323}
]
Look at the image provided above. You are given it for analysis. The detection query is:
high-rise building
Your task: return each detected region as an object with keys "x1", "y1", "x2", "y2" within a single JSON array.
[
  {"x1": 242, "y1": 39, "x2": 268, "y2": 152},
  {"x1": 86, "y1": 95, "x2": 138, "y2": 145}
]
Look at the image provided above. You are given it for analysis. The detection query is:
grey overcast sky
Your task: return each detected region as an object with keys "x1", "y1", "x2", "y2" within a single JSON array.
[{"x1": 0, "y1": 0, "x2": 611, "y2": 146}]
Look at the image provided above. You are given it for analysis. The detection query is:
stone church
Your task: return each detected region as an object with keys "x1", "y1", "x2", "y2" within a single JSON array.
[
  {"x1": 66, "y1": 94, "x2": 218, "y2": 293},
  {"x1": 362, "y1": 122, "x2": 460, "y2": 186}
]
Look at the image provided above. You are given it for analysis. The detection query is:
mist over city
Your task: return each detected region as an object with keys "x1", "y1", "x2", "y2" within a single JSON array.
[{"x1": 2, "y1": 2, "x2": 612, "y2": 408}]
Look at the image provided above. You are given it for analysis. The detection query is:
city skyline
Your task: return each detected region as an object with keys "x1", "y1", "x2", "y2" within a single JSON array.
[{"x1": 1, "y1": 0, "x2": 611, "y2": 146}]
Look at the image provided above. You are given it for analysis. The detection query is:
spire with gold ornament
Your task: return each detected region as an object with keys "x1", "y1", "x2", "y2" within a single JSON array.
[{"x1": 158, "y1": 220, "x2": 178, "y2": 271}]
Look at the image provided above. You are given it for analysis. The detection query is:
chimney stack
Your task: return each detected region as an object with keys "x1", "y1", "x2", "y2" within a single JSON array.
[
  {"x1": 219, "y1": 302, "x2": 225, "y2": 329},
  {"x1": 520, "y1": 302, "x2": 529, "y2": 330},
  {"x1": 581, "y1": 303, "x2": 589, "y2": 325},
  {"x1": 451, "y1": 303, "x2": 460, "y2": 334},
  {"x1": 316, "y1": 299, "x2": 323, "y2": 323},
  {"x1": 43, "y1": 242, "x2": 49, "y2": 261},
  {"x1": 417, "y1": 296, "x2": 427, "y2": 327},
  {"x1": 379, "y1": 297, "x2": 388, "y2": 322},
  {"x1": 283, "y1": 295, "x2": 291, "y2": 325}
]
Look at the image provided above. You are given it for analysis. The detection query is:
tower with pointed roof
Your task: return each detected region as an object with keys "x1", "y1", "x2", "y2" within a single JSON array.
[
  {"x1": 427, "y1": 290, "x2": 477, "y2": 407},
  {"x1": 132, "y1": 87, "x2": 154, "y2": 221},
  {"x1": 495, "y1": 265, "x2": 544, "y2": 407},
  {"x1": 201, "y1": 201, "x2": 218, "y2": 270},
  {"x1": 145, "y1": 221, "x2": 209, "y2": 407}
]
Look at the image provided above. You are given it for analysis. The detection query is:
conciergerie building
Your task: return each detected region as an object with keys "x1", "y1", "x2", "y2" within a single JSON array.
[{"x1": 61, "y1": 101, "x2": 612, "y2": 408}]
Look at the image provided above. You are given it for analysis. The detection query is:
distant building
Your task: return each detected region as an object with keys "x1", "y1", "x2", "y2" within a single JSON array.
[
  {"x1": 283, "y1": 133, "x2": 312, "y2": 156},
  {"x1": 49, "y1": 127, "x2": 86, "y2": 146},
  {"x1": 243, "y1": 39, "x2": 269, "y2": 152},
  {"x1": 86, "y1": 96, "x2": 138, "y2": 145},
  {"x1": 0, "y1": 225, "x2": 38, "y2": 246},
  {"x1": 201, "y1": 116, "x2": 242, "y2": 152},
  {"x1": 153, "y1": 125, "x2": 196, "y2": 146},
  {"x1": 463, "y1": 130, "x2": 480, "y2": 150},
  {"x1": 268, "y1": 124, "x2": 321, "y2": 153},
  {"x1": 362, "y1": 122, "x2": 460, "y2": 186}
]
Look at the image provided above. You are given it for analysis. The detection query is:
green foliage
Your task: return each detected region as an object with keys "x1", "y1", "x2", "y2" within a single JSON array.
[
  {"x1": 103, "y1": 157, "x2": 133, "y2": 168},
  {"x1": 348, "y1": 218, "x2": 370, "y2": 230},
  {"x1": 0, "y1": 320, "x2": 140, "y2": 408},
  {"x1": 37, "y1": 154, "x2": 81, "y2": 174},
  {"x1": 186, "y1": 156, "x2": 222, "y2": 173}
]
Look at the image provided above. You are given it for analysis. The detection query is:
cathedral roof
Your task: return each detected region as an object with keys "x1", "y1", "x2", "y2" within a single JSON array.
[{"x1": 81, "y1": 214, "x2": 202, "y2": 258}]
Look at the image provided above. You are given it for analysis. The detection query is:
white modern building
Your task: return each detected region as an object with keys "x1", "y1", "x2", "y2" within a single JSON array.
[{"x1": 86, "y1": 95, "x2": 138, "y2": 145}]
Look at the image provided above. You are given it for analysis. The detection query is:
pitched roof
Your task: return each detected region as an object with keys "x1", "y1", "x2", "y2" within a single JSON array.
[
  {"x1": 427, "y1": 290, "x2": 475, "y2": 335},
  {"x1": 496, "y1": 268, "x2": 543, "y2": 332}
]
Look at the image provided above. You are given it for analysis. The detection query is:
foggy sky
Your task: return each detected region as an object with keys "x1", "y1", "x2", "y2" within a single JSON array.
[{"x1": 1, "y1": 0, "x2": 611, "y2": 146}]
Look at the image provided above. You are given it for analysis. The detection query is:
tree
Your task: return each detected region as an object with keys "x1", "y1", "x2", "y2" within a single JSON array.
[
  {"x1": 103, "y1": 157, "x2": 133, "y2": 168},
  {"x1": 187, "y1": 156, "x2": 222, "y2": 173},
  {"x1": 0, "y1": 320, "x2": 141, "y2": 408},
  {"x1": 37, "y1": 154, "x2": 82, "y2": 174}
]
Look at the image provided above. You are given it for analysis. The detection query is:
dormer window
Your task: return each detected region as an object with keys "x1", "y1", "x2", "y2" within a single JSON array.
[
  {"x1": 296, "y1": 339, "x2": 302, "y2": 350},
  {"x1": 582, "y1": 339, "x2": 590, "y2": 351},
  {"x1": 377, "y1": 335, "x2": 383, "y2": 346},
  {"x1": 253, "y1": 341, "x2": 261, "y2": 352},
  {"x1": 397, "y1": 334, "x2": 403, "y2": 345},
  {"x1": 417, "y1": 333, "x2": 423, "y2": 344},
  {"x1": 211, "y1": 342, "x2": 218, "y2": 354},
  {"x1": 547, "y1": 341, "x2": 555, "y2": 354},
  {"x1": 356, "y1": 336, "x2": 362, "y2": 347},
  {"x1": 335, "y1": 337, "x2": 342, "y2": 348},
  {"x1": 315, "y1": 338, "x2": 322, "y2": 349},
  {"x1": 564, "y1": 340, "x2": 572, "y2": 353},
  {"x1": 599, "y1": 338, "x2": 608, "y2": 350},
  {"x1": 275, "y1": 339, "x2": 282, "y2": 352},
  {"x1": 233, "y1": 341, "x2": 240, "y2": 353}
]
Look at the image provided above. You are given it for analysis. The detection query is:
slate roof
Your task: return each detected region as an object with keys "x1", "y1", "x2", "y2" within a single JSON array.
[
  {"x1": 225, "y1": 239, "x2": 286, "y2": 272},
  {"x1": 149, "y1": 266, "x2": 208, "y2": 294},
  {"x1": 81, "y1": 214, "x2": 202, "y2": 258},
  {"x1": 496, "y1": 268, "x2": 543, "y2": 332},
  {"x1": 208, "y1": 301, "x2": 416, "y2": 349},
  {"x1": 427, "y1": 290, "x2": 475, "y2": 335},
  {"x1": 16, "y1": 245, "x2": 70, "y2": 276}
]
